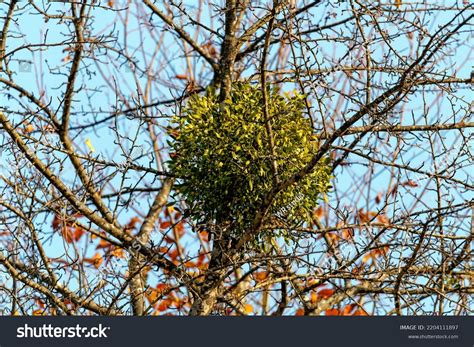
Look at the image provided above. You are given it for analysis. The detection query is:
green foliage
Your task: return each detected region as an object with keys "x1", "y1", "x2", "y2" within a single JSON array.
[{"x1": 168, "y1": 83, "x2": 332, "y2": 242}]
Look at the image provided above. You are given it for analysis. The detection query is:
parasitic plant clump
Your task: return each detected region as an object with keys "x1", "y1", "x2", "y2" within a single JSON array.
[{"x1": 169, "y1": 83, "x2": 332, "y2": 245}]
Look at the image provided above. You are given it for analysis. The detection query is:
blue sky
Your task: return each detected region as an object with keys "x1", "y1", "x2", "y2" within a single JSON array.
[{"x1": 1, "y1": 0, "x2": 472, "y2": 314}]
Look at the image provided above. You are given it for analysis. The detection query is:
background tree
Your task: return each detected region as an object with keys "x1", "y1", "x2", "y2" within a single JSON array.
[{"x1": 0, "y1": 0, "x2": 472, "y2": 316}]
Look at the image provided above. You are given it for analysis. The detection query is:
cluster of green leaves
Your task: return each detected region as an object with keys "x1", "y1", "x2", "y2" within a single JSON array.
[{"x1": 168, "y1": 83, "x2": 332, "y2": 242}]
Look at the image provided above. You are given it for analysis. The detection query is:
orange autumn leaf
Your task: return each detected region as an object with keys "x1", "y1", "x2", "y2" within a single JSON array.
[
  {"x1": 199, "y1": 230, "x2": 209, "y2": 242},
  {"x1": 49, "y1": 257, "x2": 70, "y2": 265},
  {"x1": 390, "y1": 185, "x2": 398, "y2": 197},
  {"x1": 52, "y1": 214, "x2": 62, "y2": 231},
  {"x1": 351, "y1": 265, "x2": 363, "y2": 274},
  {"x1": 53, "y1": 214, "x2": 85, "y2": 243},
  {"x1": 377, "y1": 214, "x2": 390, "y2": 224},
  {"x1": 141, "y1": 266, "x2": 152, "y2": 280},
  {"x1": 159, "y1": 246, "x2": 170, "y2": 253},
  {"x1": 156, "y1": 283, "x2": 170, "y2": 294},
  {"x1": 73, "y1": 227, "x2": 85, "y2": 241},
  {"x1": 146, "y1": 289, "x2": 159, "y2": 304},
  {"x1": 358, "y1": 209, "x2": 377, "y2": 223},
  {"x1": 175, "y1": 74, "x2": 189, "y2": 80},
  {"x1": 196, "y1": 253, "x2": 207, "y2": 267},
  {"x1": 61, "y1": 227, "x2": 74, "y2": 243},
  {"x1": 111, "y1": 248, "x2": 125, "y2": 258},
  {"x1": 317, "y1": 288, "x2": 335, "y2": 299},
  {"x1": 174, "y1": 221, "x2": 186, "y2": 237},
  {"x1": 164, "y1": 236, "x2": 175, "y2": 244},
  {"x1": 362, "y1": 253, "x2": 372, "y2": 264},
  {"x1": 157, "y1": 299, "x2": 172, "y2": 312},
  {"x1": 35, "y1": 298, "x2": 45, "y2": 309},
  {"x1": 343, "y1": 304, "x2": 357, "y2": 315},
  {"x1": 353, "y1": 309, "x2": 369, "y2": 316},
  {"x1": 337, "y1": 221, "x2": 354, "y2": 240},
  {"x1": 325, "y1": 232, "x2": 340, "y2": 246},
  {"x1": 367, "y1": 211, "x2": 378, "y2": 222},
  {"x1": 314, "y1": 206, "x2": 324, "y2": 220},
  {"x1": 402, "y1": 179, "x2": 419, "y2": 188},
  {"x1": 185, "y1": 261, "x2": 196, "y2": 268},
  {"x1": 197, "y1": 261, "x2": 208, "y2": 271},
  {"x1": 167, "y1": 249, "x2": 179, "y2": 261},
  {"x1": 341, "y1": 227, "x2": 354, "y2": 240},
  {"x1": 146, "y1": 284, "x2": 170, "y2": 305},
  {"x1": 160, "y1": 221, "x2": 172, "y2": 229},
  {"x1": 357, "y1": 209, "x2": 367, "y2": 223},
  {"x1": 63, "y1": 298, "x2": 76, "y2": 308},
  {"x1": 254, "y1": 271, "x2": 268, "y2": 282},
  {"x1": 124, "y1": 217, "x2": 140, "y2": 234},
  {"x1": 92, "y1": 253, "x2": 103, "y2": 268},
  {"x1": 202, "y1": 41, "x2": 218, "y2": 58},
  {"x1": 325, "y1": 308, "x2": 341, "y2": 316},
  {"x1": 84, "y1": 253, "x2": 103, "y2": 269},
  {"x1": 374, "y1": 246, "x2": 389, "y2": 256},
  {"x1": 375, "y1": 191, "x2": 383, "y2": 204},
  {"x1": 96, "y1": 238, "x2": 112, "y2": 250},
  {"x1": 128, "y1": 216, "x2": 140, "y2": 226},
  {"x1": 362, "y1": 246, "x2": 389, "y2": 264},
  {"x1": 340, "y1": 304, "x2": 368, "y2": 316},
  {"x1": 42, "y1": 124, "x2": 56, "y2": 133},
  {"x1": 295, "y1": 308, "x2": 305, "y2": 316},
  {"x1": 24, "y1": 123, "x2": 35, "y2": 133},
  {"x1": 243, "y1": 304, "x2": 253, "y2": 314}
]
